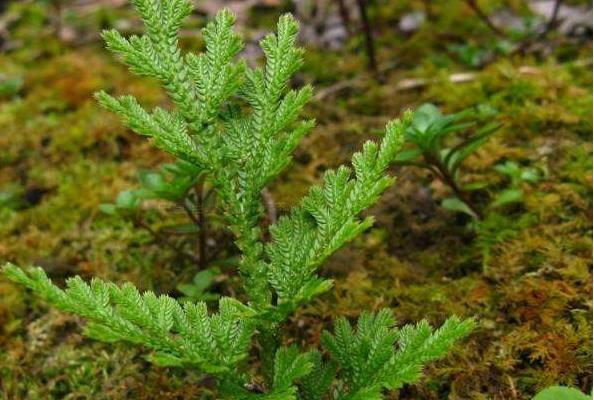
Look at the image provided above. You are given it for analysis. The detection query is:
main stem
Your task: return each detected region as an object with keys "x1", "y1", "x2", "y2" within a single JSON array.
[
  {"x1": 430, "y1": 154, "x2": 483, "y2": 219},
  {"x1": 195, "y1": 176, "x2": 207, "y2": 270},
  {"x1": 259, "y1": 324, "x2": 280, "y2": 387}
]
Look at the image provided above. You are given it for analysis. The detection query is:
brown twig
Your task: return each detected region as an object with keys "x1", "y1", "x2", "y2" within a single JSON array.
[
  {"x1": 465, "y1": 0, "x2": 507, "y2": 38},
  {"x1": 134, "y1": 218, "x2": 199, "y2": 264},
  {"x1": 511, "y1": 0, "x2": 564, "y2": 56},
  {"x1": 312, "y1": 60, "x2": 399, "y2": 101},
  {"x1": 261, "y1": 188, "x2": 277, "y2": 225},
  {"x1": 429, "y1": 155, "x2": 483, "y2": 220},
  {"x1": 336, "y1": 0, "x2": 353, "y2": 36},
  {"x1": 51, "y1": 0, "x2": 64, "y2": 37},
  {"x1": 181, "y1": 202, "x2": 200, "y2": 225},
  {"x1": 540, "y1": 0, "x2": 563, "y2": 38},
  {"x1": 422, "y1": 0, "x2": 435, "y2": 22},
  {"x1": 315, "y1": 58, "x2": 592, "y2": 102},
  {"x1": 194, "y1": 177, "x2": 208, "y2": 270},
  {"x1": 355, "y1": 0, "x2": 378, "y2": 76}
]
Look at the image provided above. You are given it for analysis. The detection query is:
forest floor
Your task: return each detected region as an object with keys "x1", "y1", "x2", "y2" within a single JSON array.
[{"x1": 0, "y1": 1, "x2": 592, "y2": 399}]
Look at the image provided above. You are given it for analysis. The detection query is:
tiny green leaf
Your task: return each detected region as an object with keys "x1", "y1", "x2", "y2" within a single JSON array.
[
  {"x1": 441, "y1": 197, "x2": 478, "y2": 218},
  {"x1": 532, "y1": 386, "x2": 591, "y2": 400},
  {"x1": 491, "y1": 188, "x2": 523, "y2": 208}
]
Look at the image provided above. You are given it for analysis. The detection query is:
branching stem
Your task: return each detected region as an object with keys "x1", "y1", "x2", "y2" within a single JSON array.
[
  {"x1": 195, "y1": 176, "x2": 208, "y2": 270},
  {"x1": 134, "y1": 217, "x2": 200, "y2": 263},
  {"x1": 427, "y1": 153, "x2": 483, "y2": 220}
]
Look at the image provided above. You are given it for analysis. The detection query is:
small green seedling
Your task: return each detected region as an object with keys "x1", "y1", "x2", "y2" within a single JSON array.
[
  {"x1": 99, "y1": 160, "x2": 204, "y2": 217},
  {"x1": 471, "y1": 161, "x2": 540, "y2": 271},
  {"x1": 176, "y1": 267, "x2": 221, "y2": 303},
  {"x1": 490, "y1": 160, "x2": 540, "y2": 208},
  {"x1": 395, "y1": 103, "x2": 499, "y2": 219},
  {"x1": 100, "y1": 159, "x2": 228, "y2": 269}
]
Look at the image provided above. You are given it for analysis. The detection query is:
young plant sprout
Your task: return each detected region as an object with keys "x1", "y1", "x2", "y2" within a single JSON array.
[
  {"x1": 100, "y1": 160, "x2": 214, "y2": 266},
  {"x1": 395, "y1": 103, "x2": 500, "y2": 219},
  {"x1": 101, "y1": 158, "x2": 236, "y2": 275},
  {"x1": 490, "y1": 160, "x2": 540, "y2": 208}
]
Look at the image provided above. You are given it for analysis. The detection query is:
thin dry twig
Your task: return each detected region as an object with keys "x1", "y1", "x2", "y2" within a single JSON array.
[
  {"x1": 464, "y1": 0, "x2": 507, "y2": 38},
  {"x1": 135, "y1": 218, "x2": 200, "y2": 264},
  {"x1": 355, "y1": 0, "x2": 379, "y2": 75},
  {"x1": 541, "y1": 0, "x2": 564, "y2": 38},
  {"x1": 335, "y1": 0, "x2": 353, "y2": 36},
  {"x1": 194, "y1": 177, "x2": 208, "y2": 270},
  {"x1": 261, "y1": 188, "x2": 277, "y2": 225}
]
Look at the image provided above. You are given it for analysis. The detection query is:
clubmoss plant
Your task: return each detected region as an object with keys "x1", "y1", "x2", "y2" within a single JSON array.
[{"x1": 3, "y1": 1, "x2": 474, "y2": 397}]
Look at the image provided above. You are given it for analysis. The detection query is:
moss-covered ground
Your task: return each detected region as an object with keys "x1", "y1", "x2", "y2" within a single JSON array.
[{"x1": 0, "y1": 1, "x2": 591, "y2": 399}]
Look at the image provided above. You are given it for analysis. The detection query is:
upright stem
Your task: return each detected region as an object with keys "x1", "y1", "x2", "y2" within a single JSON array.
[
  {"x1": 258, "y1": 325, "x2": 280, "y2": 387},
  {"x1": 336, "y1": 0, "x2": 352, "y2": 36},
  {"x1": 355, "y1": 0, "x2": 378, "y2": 76},
  {"x1": 195, "y1": 176, "x2": 207, "y2": 270},
  {"x1": 53, "y1": 1, "x2": 63, "y2": 34},
  {"x1": 134, "y1": 217, "x2": 200, "y2": 263},
  {"x1": 428, "y1": 154, "x2": 483, "y2": 220},
  {"x1": 261, "y1": 188, "x2": 277, "y2": 226},
  {"x1": 540, "y1": 0, "x2": 563, "y2": 38}
]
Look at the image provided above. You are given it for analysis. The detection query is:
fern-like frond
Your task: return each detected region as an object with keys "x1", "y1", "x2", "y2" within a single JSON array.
[
  {"x1": 95, "y1": 91, "x2": 205, "y2": 165},
  {"x1": 235, "y1": 14, "x2": 312, "y2": 189},
  {"x1": 104, "y1": 0, "x2": 198, "y2": 125},
  {"x1": 2, "y1": 2, "x2": 476, "y2": 397},
  {"x1": 208, "y1": 14, "x2": 314, "y2": 308},
  {"x1": 3, "y1": 263, "x2": 256, "y2": 378},
  {"x1": 266, "y1": 116, "x2": 410, "y2": 307},
  {"x1": 100, "y1": 4, "x2": 245, "y2": 155},
  {"x1": 273, "y1": 345, "x2": 313, "y2": 392},
  {"x1": 299, "y1": 351, "x2": 337, "y2": 400},
  {"x1": 187, "y1": 9, "x2": 245, "y2": 127},
  {"x1": 321, "y1": 309, "x2": 474, "y2": 398},
  {"x1": 221, "y1": 346, "x2": 314, "y2": 400},
  {"x1": 380, "y1": 316, "x2": 475, "y2": 389}
]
